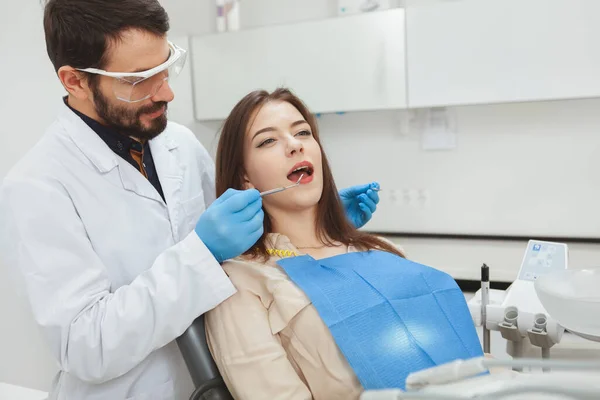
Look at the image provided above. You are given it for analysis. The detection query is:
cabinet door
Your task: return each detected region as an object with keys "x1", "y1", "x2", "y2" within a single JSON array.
[
  {"x1": 191, "y1": 9, "x2": 407, "y2": 121},
  {"x1": 407, "y1": 0, "x2": 600, "y2": 108}
]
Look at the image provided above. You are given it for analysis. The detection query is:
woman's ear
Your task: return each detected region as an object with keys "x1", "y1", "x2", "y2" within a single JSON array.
[{"x1": 242, "y1": 175, "x2": 255, "y2": 190}]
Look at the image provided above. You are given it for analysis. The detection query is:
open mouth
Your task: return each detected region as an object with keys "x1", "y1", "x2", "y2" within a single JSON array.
[{"x1": 287, "y1": 161, "x2": 314, "y2": 183}]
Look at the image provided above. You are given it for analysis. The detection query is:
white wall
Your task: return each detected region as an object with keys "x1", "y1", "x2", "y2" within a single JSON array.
[
  {"x1": 3, "y1": 0, "x2": 600, "y2": 392},
  {"x1": 0, "y1": 0, "x2": 65, "y2": 392}
]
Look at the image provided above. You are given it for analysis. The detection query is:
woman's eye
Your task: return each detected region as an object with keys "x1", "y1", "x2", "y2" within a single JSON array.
[
  {"x1": 257, "y1": 138, "x2": 275, "y2": 148},
  {"x1": 296, "y1": 130, "x2": 312, "y2": 137}
]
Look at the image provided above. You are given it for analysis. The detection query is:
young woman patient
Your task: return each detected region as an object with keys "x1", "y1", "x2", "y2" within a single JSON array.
[{"x1": 205, "y1": 88, "x2": 482, "y2": 400}]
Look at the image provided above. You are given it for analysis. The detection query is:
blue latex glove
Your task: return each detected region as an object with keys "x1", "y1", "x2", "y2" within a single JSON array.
[
  {"x1": 339, "y1": 182, "x2": 380, "y2": 228},
  {"x1": 195, "y1": 188, "x2": 264, "y2": 263}
]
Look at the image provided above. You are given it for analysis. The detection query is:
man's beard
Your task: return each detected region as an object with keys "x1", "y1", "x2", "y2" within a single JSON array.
[{"x1": 92, "y1": 85, "x2": 168, "y2": 141}]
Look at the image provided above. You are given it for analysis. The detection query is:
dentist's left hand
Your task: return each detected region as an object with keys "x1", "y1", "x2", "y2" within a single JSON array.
[
  {"x1": 195, "y1": 188, "x2": 264, "y2": 263},
  {"x1": 339, "y1": 182, "x2": 380, "y2": 229}
]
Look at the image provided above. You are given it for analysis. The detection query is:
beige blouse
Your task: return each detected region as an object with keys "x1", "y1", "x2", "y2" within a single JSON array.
[{"x1": 205, "y1": 233, "x2": 367, "y2": 400}]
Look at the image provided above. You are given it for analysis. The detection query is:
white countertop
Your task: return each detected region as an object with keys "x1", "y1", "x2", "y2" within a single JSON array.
[{"x1": 0, "y1": 383, "x2": 47, "y2": 400}]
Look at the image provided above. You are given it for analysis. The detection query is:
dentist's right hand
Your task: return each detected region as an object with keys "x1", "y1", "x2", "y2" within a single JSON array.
[{"x1": 195, "y1": 188, "x2": 264, "y2": 263}]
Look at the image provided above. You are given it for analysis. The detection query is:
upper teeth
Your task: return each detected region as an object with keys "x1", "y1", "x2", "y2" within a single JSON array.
[{"x1": 294, "y1": 166, "x2": 309, "y2": 172}]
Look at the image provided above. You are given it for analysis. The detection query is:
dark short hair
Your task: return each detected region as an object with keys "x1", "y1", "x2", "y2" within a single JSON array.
[{"x1": 43, "y1": 0, "x2": 169, "y2": 73}]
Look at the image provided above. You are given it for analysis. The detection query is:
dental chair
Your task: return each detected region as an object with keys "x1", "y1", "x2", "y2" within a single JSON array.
[{"x1": 177, "y1": 315, "x2": 234, "y2": 400}]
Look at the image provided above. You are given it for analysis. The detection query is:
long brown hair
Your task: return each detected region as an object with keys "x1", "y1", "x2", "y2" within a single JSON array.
[{"x1": 215, "y1": 88, "x2": 404, "y2": 260}]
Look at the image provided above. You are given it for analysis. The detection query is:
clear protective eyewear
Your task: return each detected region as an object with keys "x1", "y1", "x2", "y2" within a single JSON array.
[{"x1": 77, "y1": 41, "x2": 187, "y2": 103}]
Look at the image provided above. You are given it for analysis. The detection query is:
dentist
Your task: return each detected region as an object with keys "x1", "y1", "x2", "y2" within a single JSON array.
[{"x1": 0, "y1": 1, "x2": 380, "y2": 399}]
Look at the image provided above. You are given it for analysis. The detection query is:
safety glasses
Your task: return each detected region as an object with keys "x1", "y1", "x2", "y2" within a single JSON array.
[{"x1": 77, "y1": 41, "x2": 187, "y2": 103}]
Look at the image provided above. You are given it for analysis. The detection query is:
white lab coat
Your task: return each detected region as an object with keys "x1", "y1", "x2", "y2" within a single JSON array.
[{"x1": 0, "y1": 102, "x2": 237, "y2": 400}]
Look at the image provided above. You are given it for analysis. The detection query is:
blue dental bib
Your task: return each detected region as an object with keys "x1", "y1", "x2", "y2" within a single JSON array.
[{"x1": 276, "y1": 250, "x2": 483, "y2": 390}]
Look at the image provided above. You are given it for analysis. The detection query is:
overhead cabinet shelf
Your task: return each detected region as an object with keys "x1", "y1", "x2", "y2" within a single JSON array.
[
  {"x1": 191, "y1": 9, "x2": 407, "y2": 121},
  {"x1": 406, "y1": 0, "x2": 600, "y2": 108},
  {"x1": 191, "y1": 1, "x2": 600, "y2": 120}
]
